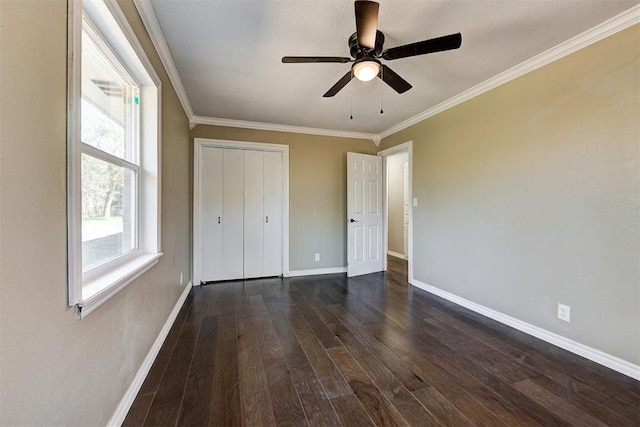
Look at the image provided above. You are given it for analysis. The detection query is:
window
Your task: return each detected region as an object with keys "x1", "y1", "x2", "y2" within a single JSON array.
[{"x1": 68, "y1": 0, "x2": 162, "y2": 318}]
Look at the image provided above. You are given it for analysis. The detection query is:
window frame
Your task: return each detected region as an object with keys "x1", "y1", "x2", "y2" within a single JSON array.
[{"x1": 67, "y1": 0, "x2": 163, "y2": 319}]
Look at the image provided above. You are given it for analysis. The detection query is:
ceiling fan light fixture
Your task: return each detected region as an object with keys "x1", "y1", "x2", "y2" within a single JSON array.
[
  {"x1": 283, "y1": 1, "x2": 461, "y2": 97},
  {"x1": 353, "y1": 60, "x2": 380, "y2": 82}
]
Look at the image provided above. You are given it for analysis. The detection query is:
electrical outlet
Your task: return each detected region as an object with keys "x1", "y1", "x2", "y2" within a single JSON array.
[
  {"x1": 557, "y1": 303, "x2": 570, "y2": 322},
  {"x1": 180, "y1": 272, "x2": 183, "y2": 286},
  {"x1": 413, "y1": 197, "x2": 418, "y2": 207},
  {"x1": 314, "y1": 253, "x2": 320, "y2": 262}
]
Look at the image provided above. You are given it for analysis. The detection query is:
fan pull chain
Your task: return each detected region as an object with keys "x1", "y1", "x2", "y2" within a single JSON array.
[
  {"x1": 380, "y1": 66, "x2": 384, "y2": 114},
  {"x1": 350, "y1": 69, "x2": 354, "y2": 120}
]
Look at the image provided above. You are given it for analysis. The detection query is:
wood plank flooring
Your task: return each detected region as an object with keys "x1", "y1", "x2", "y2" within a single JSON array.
[{"x1": 124, "y1": 257, "x2": 640, "y2": 426}]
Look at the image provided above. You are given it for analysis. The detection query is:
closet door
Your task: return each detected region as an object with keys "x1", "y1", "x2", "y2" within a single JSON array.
[
  {"x1": 222, "y1": 149, "x2": 244, "y2": 280},
  {"x1": 200, "y1": 147, "x2": 223, "y2": 282},
  {"x1": 199, "y1": 146, "x2": 283, "y2": 282},
  {"x1": 243, "y1": 150, "x2": 264, "y2": 278},
  {"x1": 200, "y1": 148, "x2": 244, "y2": 282},
  {"x1": 263, "y1": 151, "x2": 283, "y2": 276}
]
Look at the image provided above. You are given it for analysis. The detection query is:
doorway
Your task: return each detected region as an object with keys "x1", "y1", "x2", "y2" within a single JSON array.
[{"x1": 379, "y1": 141, "x2": 413, "y2": 283}]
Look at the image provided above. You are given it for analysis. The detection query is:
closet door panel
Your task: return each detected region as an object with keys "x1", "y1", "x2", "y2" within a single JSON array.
[
  {"x1": 222, "y1": 149, "x2": 244, "y2": 280},
  {"x1": 263, "y1": 151, "x2": 283, "y2": 276},
  {"x1": 243, "y1": 150, "x2": 264, "y2": 278},
  {"x1": 200, "y1": 147, "x2": 223, "y2": 282}
]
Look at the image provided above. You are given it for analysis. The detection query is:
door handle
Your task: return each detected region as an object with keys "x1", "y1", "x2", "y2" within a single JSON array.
[
  {"x1": 349, "y1": 218, "x2": 359, "y2": 223},
  {"x1": 218, "y1": 216, "x2": 221, "y2": 224}
]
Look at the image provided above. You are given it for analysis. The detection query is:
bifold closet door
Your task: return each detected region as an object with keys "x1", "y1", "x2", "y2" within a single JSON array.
[
  {"x1": 200, "y1": 147, "x2": 223, "y2": 282},
  {"x1": 243, "y1": 150, "x2": 283, "y2": 278},
  {"x1": 200, "y1": 147, "x2": 283, "y2": 282},
  {"x1": 200, "y1": 147, "x2": 243, "y2": 282},
  {"x1": 222, "y1": 149, "x2": 244, "y2": 279},
  {"x1": 263, "y1": 151, "x2": 283, "y2": 277},
  {"x1": 243, "y1": 150, "x2": 264, "y2": 278}
]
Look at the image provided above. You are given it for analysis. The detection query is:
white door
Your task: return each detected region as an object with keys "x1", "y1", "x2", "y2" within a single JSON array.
[
  {"x1": 243, "y1": 150, "x2": 284, "y2": 278},
  {"x1": 222, "y1": 149, "x2": 244, "y2": 280},
  {"x1": 347, "y1": 152, "x2": 383, "y2": 277},
  {"x1": 403, "y1": 161, "x2": 409, "y2": 256},
  {"x1": 243, "y1": 150, "x2": 265, "y2": 278},
  {"x1": 195, "y1": 139, "x2": 289, "y2": 285},
  {"x1": 200, "y1": 148, "x2": 244, "y2": 282},
  {"x1": 263, "y1": 151, "x2": 283, "y2": 276},
  {"x1": 200, "y1": 147, "x2": 223, "y2": 282}
]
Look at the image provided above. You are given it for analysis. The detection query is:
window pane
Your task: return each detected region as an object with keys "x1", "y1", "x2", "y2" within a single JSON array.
[
  {"x1": 81, "y1": 24, "x2": 138, "y2": 162},
  {"x1": 81, "y1": 153, "x2": 136, "y2": 271}
]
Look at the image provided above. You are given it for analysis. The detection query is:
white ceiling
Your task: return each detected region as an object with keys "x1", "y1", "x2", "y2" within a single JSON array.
[{"x1": 146, "y1": 0, "x2": 638, "y2": 136}]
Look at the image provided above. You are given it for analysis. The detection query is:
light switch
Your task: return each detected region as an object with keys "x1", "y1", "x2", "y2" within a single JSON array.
[{"x1": 413, "y1": 197, "x2": 418, "y2": 207}]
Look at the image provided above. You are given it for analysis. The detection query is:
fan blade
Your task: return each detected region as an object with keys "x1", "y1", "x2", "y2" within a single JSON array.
[
  {"x1": 381, "y1": 33, "x2": 462, "y2": 60},
  {"x1": 323, "y1": 71, "x2": 353, "y2": 97},
  {"x1": 282, "y1": 56, "x2": 352, "y2": 63},
  {"x1": 380, "y1": 65, "x2": 412, "y2": 94},
  {"x1": 355, "y1": 1, "x2": 379, "y2": 49}
]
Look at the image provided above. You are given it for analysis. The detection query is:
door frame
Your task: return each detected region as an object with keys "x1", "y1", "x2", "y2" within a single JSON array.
[
  {"x1": 378, "y1": 141, "x2": 413, "y2": 284},
  {"x1": 193, "y1": 138, "x2": 290, "y2": 286}
]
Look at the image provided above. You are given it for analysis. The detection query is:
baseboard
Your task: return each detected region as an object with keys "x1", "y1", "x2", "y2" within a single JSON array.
[
  {"x1": 288, "y1": 266, "x2": 347, "y2": 277},
  {"x1": 411, "y1": 279, "x2": 640, "y2": 380},
  {"x1": 107, "y1": 281, "x2": 193, "y2": 426},
  {"x1": 387, "y1": 250, "x2": 408, "y2": 260}
]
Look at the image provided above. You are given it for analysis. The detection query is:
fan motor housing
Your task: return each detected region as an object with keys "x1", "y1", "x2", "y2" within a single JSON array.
[{"x1": 349, "y1": 30, "x2": 385, "y2": 58}]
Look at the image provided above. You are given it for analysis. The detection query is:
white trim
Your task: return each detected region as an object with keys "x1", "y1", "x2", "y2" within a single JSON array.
[
  {"x1": 68, "y1": 0, "x2": 162, "y2": 313},
  {"x1": 378, "y1": 141, "x2": 414, "y2": 284},
  {"x1": 132, "y1": 0, "x2": 194, "y2": 120},
  {"x1": 129, "y1": 2, "x2": 637, "y2": 143},
  {"x1": 79, "y1": 253, "x2": 163, "y2": 318},
  {"x1": 382, "y1": 156, "x2": 389, "y2": 272},
  {"x1": 192, "y1": 144, "x2": 201, "y2": 286},
  {"x1": 411, "y1": 279, "x2": 640, "y2": 380},
  {"x1": 107, "y1": 281, "x2": 193, "y2": 427},
  {"x1": 281, "y1": 148, "x2": 291, "y2": 278},
  {"x1": 193, "y1": 138, "x2": 290, "y2": 152},
  {"x1": 387, "y1": 251, "x2": 407, "y2": 260},
  {"x1": 377, "y1": 5, "x2": 640, "y2": 140},
  {"x1": 81, "y1": 143, "x2": 139, "y2": 171},
  {"x1": 67, "y1": 0, "x2": 83, "y2": 305},
  {"x1": 100, "y1": 0, "x2": 160, "y2": 87},
  {"x1": 377, "y1": 142, "x2": 414, "y2": 157},
  {"x1": 191, "y1": 116, "x2": 377, "y2": 142},
  {"x1": 193, "y1": 138, "x2": 290, "y2": 286},
  {"x1": 289, "y1": 267, "x2": 347, "y2": 277}
]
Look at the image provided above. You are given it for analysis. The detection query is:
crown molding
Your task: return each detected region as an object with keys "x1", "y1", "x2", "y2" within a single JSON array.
[
  {"x1": 191, "y1": 116, "x2": 378, "y2": 142},
  {"x1": 133, "y1": 0, "x2": 637, "y2": 144},
  {"x1": 377, "y1": 5, "x2": 640, "y2": 140},
  {"x1": 133, "y1": 0, "x2": 195, "y2": 120}
]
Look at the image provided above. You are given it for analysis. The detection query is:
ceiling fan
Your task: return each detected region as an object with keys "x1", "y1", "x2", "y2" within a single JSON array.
[{"x1": 282, "y1": 0, "x2": 462, "y2": 97}]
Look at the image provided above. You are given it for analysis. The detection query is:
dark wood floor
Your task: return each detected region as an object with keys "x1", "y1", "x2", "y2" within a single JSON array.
[{"x1": 124, "y1": 257, "x2": 640, "y2": 426}]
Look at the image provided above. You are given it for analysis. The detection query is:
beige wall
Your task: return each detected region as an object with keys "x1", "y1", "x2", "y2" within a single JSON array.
[
  {"x1": 381, "y1": 26, "x2": 640, "y2": 364},
  {"x1": 191, "y1": 126, "x2": 378, "y2": 270},
  {"x1": 1, "y1": 3, "x2": 635, "y2": 425},
  {"x1": 0, "y1": 0, "x2": 191, "y2": 425},
  {"x1": 387, "y1": 152, "x2": 407, "y2": 255}
]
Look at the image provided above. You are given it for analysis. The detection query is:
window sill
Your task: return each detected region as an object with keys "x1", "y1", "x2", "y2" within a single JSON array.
[{"x1": 78, "y1": 252, "x2": 163, "y2": 319}]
